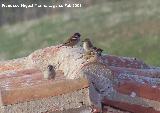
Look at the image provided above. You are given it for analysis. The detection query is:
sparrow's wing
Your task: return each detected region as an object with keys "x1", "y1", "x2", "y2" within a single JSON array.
[
  {"x1": 63, "y1": 36, "x2": 77, "y2": 45},
  {"x1": 88, "y1": 41, "x2": 94, "y2": 48},
  {"x1": 63, "y1": 38, "x2": 72, "y2": 45}
]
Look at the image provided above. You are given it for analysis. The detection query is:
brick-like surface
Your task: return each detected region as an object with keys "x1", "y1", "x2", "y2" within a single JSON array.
[
  {"x1": 0, "y1": 57, "x2": 27, "y2": 73},
  {"x1": 0, "y1": 45, "x2": 160, "y2": 113},
  {"x1": 110, "y1": 66, "x2": 160, "y2": 78},
  {"x1": 0, "y1": 88, "x2": 90, "y2": 113},
  {"x1": 103, "y1": 98, "x2": 159, "y2": 113},
  {"x1": 0, "y1": 68, "x2": 88, "y2": 105},
  {"x1": 116, "y1": 81, "x2": 160, "y2": 101},
  {"x1": 102, "y1": 55, "x2": 149, "y2": 69},
  {"x1": 51, "y1": 106, "x2": 130, "y2": 113}
]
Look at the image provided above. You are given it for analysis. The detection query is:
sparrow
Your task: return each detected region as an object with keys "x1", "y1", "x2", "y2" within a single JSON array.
[
  {"x1": 82, "y1": 38, "x2": 94, "y2": 52},
  {"x1": 61, "y1": 33, "x2": 81, "y2": 47},
  {"x1": 92, "y1": 47, "x2": 97, "y2": 51},
  {"x1": 43, "y1": 65, "x2": 56, "y2": 80},
  {"x1": 82, "y1": 38, "x2": 103, "y2": 55},
  {"x1": 95, "y1": 48, "x2": 103, "y2": 56}
]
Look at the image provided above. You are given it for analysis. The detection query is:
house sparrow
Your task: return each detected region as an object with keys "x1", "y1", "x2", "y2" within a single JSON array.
[
  {"x1": 43, "y1": 65, "x2": 56, "y2": 80},
  {"x1": 95, "y1": 48, "x2": 103, "y2": 56},
  {"x1": 62, "y1": 33, "x2": 81, "y2": 47},
  {"x1": 82, "y1": 38, "x2": 94, "y2": 52},
  {"x1": 82, "y1": 38, "x2": 103, "y2": 55},
  {"x1": 92, "y1": 47, "x2": 97, "y2": 51}
]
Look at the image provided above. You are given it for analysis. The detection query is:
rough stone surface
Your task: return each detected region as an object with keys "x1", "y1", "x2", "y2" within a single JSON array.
[
  {"x1": 0, "y1": 44, "x2": 160, "y2": 113},
  {"x1": 0, "y1": 74, "x2": 88, "y2": 105},
  {"x1": 27, "y1": 45, "x2": 86, "y2": 79},
  {"x1": 52, "y1": 106, "x2": 130, "y2": 113},
  {"x1": 102, "y1": 55, "x2": 150, "y2": 69},
  {"x1": 0, "y1": 88, "x2": 90, "y2": 113}
]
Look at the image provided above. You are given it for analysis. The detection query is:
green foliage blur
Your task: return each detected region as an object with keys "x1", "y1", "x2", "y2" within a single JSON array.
[{"x1": 0, "y1": 0, "x2": 160, "y2": 66}]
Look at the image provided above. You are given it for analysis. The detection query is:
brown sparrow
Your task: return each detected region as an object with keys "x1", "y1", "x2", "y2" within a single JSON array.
[
  {"x1": 43, "y1": 65, "x2": 56, "y2": 80},
  {"x1": 95, "y1": 48, "x2": 103, "y2": 56},
  {"x1": 92, "y1": 46, "x2": 103, "y2": 56},
  {"x1": 62, "y1": 33, "x2": 81, "y2": 47},
  {"x1": 92, "y1": 47, "x2": 97, "y2": 51},
  {"x1": 82, "y1": 38, "x2": 94, "y2": 52}
]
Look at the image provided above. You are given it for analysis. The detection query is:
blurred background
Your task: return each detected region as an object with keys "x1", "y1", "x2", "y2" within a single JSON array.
[{"x1": 0, "y1": 0, "x2": 160, "y2": 66}]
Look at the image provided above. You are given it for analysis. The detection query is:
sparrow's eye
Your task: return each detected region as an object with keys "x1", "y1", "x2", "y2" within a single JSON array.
[{"x1": 48, "y1": 65, "x2": 53, "y2": 70}]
